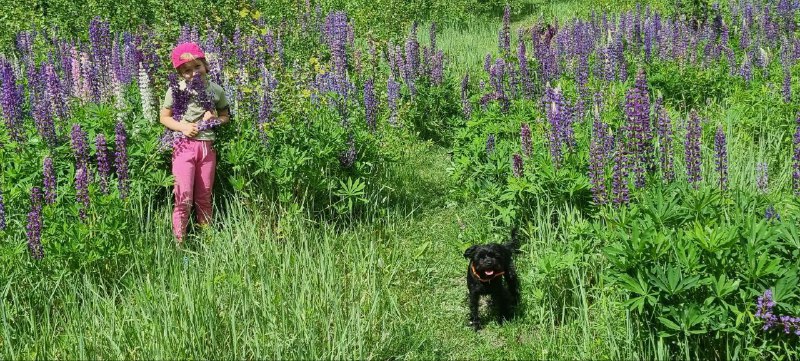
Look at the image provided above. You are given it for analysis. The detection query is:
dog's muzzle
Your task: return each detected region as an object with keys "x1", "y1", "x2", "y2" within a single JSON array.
[{"x1": 471, "y1": 261, "x2": 505, "y2": 283}]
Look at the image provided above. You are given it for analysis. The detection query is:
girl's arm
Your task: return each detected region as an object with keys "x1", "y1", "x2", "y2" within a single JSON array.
[
  {"x1": 160, "y1": 108, "x2": 199, "y2": 137},
  {"x1": 217, "y1": 108, "x2": 230, "y2": 124},
  {"x1": 202, "y1": 107, "x2": 230, "y2": 124}
]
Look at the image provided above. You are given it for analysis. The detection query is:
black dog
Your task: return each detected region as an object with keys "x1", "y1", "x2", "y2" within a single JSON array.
[{"x1": 463, "y1": 228, "x2": 520, "y2": 330}]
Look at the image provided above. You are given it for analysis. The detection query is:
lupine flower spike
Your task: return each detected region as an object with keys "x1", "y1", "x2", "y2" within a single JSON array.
[{"x1": 26, "y1": 187, "x2": 44, "y2": 260}]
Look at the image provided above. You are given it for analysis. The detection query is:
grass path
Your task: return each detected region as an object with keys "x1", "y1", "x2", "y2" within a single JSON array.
[{"x1": 356, "y1": 143, "x2": 637, "y2": 360}]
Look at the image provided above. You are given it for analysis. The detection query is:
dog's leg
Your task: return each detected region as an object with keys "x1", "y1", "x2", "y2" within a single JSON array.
[
  {"x1": 506, "y1": 264, "x2": 520, "y2": 306},
  {"x1": 504, "y1": 266, "x2": 520, "y2": 321},
  {"x1": 493, "y1": 289, "x2": 512, "y2": 325},
  {"x1": 468, "y1": 290, "x2": 481, "y2": 330}
]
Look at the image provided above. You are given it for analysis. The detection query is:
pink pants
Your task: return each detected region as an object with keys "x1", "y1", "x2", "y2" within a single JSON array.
[{"x1": 172, "y1": 139, "x2": 216, "y2": 240}]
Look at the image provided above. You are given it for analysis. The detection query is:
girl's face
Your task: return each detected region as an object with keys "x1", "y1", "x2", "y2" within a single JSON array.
[{"x1": 176, "y1": 59, "x2": 207, "y2": 81}]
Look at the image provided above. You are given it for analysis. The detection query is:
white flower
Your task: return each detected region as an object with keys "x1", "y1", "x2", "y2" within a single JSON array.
[{"x1": 138, "y1": 62, "x2": 154, "y2": 123}]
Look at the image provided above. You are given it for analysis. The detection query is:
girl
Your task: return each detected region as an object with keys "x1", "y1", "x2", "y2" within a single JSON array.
[{"x1": 160, "y1": 42, "x2": 230, "y2": 244}]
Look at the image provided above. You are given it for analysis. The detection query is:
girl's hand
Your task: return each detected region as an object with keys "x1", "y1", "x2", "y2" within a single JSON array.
[
  {"x1": 181, "y1": 122, "x2": 199, "y2": 138},
  {"x1": 202, "y1": 110, "x2": 217, "y2": 121}
]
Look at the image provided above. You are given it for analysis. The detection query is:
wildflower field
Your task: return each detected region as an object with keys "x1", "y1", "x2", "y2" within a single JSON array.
[{"x1": 2, "y1": 0, "x2": 800, "y2": 359}]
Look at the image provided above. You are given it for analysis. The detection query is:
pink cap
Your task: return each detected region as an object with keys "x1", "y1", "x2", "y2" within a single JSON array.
[{"x1": 171, "y1": 42, "x2": 205, "y2": 69}]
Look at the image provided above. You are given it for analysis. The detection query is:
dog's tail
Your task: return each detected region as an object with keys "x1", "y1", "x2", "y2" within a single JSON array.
[{"x1": 505, "y1": 226, "x2": 522, "y2": 253}]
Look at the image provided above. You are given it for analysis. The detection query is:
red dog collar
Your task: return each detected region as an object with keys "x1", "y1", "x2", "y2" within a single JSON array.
[{"x1": 470, "y1": 262, "x2": 505, "y2": 283}]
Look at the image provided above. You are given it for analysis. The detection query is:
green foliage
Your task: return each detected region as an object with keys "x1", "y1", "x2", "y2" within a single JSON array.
[
  {"x1": 404, "y1": 78, "x2": 462, "y2": 144},
  {"x1": 0, "y1": 0, "x2": 527, "y2": 52},
  {"x1": 648, "y1": 62, "x2": 731, "y2": 110},
  {"x1": 450, "y1": 100, "x2": 591, "y2": 228},
  {"x1": 601, "y1": 185, "x2": 800, "y2": 358},
  {"x1": 0, "y1": 97, "x2": 154, "y2": 277},
  {"x1": 673, "y1": 0, "x2": 713, "y2": 28},
  {"x1": 214, "y1": 75, "x2": 397, "y2": 221}
]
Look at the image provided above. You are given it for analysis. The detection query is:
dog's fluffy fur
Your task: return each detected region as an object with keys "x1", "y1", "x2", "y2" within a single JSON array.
[{"x1": 463, "y1": 228, "x2": 520, "y2": 330}]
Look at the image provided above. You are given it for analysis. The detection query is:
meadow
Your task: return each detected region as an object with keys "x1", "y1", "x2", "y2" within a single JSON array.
[{"x1": 1, "y1": 0, "x2": 800, "y2": 359}]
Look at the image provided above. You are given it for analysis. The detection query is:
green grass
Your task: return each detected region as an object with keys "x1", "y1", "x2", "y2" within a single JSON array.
[{"x1": 1, "y1": 140, "x2": 648, "y2": 360}]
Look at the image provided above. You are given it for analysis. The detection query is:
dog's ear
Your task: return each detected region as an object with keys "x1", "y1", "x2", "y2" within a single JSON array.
[{"x1": 463, "y1": 245, "x2": 478, "y2": 259}]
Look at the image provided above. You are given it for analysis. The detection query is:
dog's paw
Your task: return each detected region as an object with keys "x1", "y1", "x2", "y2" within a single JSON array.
[{"x1": 469, "y1": 319, "x2": 482, "y2": 331}]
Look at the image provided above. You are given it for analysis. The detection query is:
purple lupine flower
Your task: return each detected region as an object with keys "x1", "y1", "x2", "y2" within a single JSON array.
[
  {"x1": 325, "y1": 13, "x2": 355, "y2": 66},
  {"x1": 486, "y1": 134, "x2": 496, "y2": 156},
  {"x1": 70, "y1": 124, "x2": 89, "y2": 166},
  {"x1": 168, "y1": 73, "x2": 190, "y2": 121},
  {"x1": 44, "y1": 64, "x2": 69, "y2": 121},
  {"x1": 387, "y1": 76, "x2": 400, "y2": 125},
  {"x1": 755, "y1": 287, "x2": 800, "y2": 335},
  {"x1": 189, "y1": 75, "x2": 214, "y2": 112},
  {"x1": 88, "y1": 17, "x2": 112, "y2": 78},
  {"x1": 602, "y1": 46, "x2": 615, "y2": 82},
  {"x1": 740, "y1": 17, "x2": 751, "y2": 51},
  {"x1": 655, "y1": 98, "x2": 675, "y2": 183},
  {"x1": 197, "y1": 116, "x2": 222, "y2": 132},
  {"x1": 390, "y1": 43, "x2": 402, "y2": 78},
  {"x1": 562, "y1": 103, "x2": 577, "y2": 152},
  {"x1": 782, "y1": 42, "x2": 792, "y2": 103},
  {"x1": 484, "y1": 53, "x2": 492, "y2": 72},
  {"x1": 339, "y1": 133, "x2": 356, "y2": 168},
  {"x1": 488, "y1": 58, "x2": 510, "y2": 112},
  {"x1": 756, "y1": 161, "x2": 769, "y2": 193},
  {"x1": 15, "y1": 31, "x2": 35, "y2": 60},
  {"x1": 756, "y1": 289, "x2": 779, "y2": 331},
  {"x1": 95, "y1": 134, "x2": 111, "y2": 194},
  {"x1": 517, "y1": 36, "x2": 533, "y2": 99},
  {"x1": 612, "y1": 133, "x2": 630, "y2": 207},
  {"x1": 119, "y1": 33, "x2": 138, "y2": 84},
  {"x1": 575, "y1": 49, "x2": 590, "y2": 103},
  {"x1": 233, "y1": 26, "x2": 244, "y2": 65},
  {"x1": 364, "y1": 78, "x2": 377, "y2": 131},
  {"x1": 258, "y1": 68, "x2": 278, "y2": 142},
  {"x1": 779, "y1": 316, "x2": 800, "y2": 335},
  {"x1": 0, "y1": 60, "x2": 24, "y2": 142},
  {"x1": 75, "y1": 163, "x2": 90, "y2": 221},
  {"x1": 740, "y1": 53, "x2": 753, "y2": 84},
  {"x1": 422, "y1": 46, "x2": 432, "y2": 78},
  {"x1": 26, "y1": 187, "x2": 44, "y2": 260},
  {"x1": 158, "y1": 129, "x2": 178, "y2": 152},
  {"x1": 43, "y1": 157, "x2": 57, "y2": 204},
  {"x1": 114, "y1": 121, "x2": 129, "y2": 199},
  {"x1": 405, "y1": 22, "x2": 420, "y2": 80},
  {"x1": 685, "y1": 110, "x2": 703, "y2": 188},
  {"x1": 87, "y1": 56, "x2": 104, "y2": 104},
  {"x1": 545, "y1": 85, "x2": 566, "y2": 167},
  {"x1": 589, "y1": 107, "x2": 610, "y2": 205},
  {"x1": 714, "y1": 125, "x2": 728, "y2": 191},
  {"x1": 765, "y1": 205, "x2": 781, "y2": 222},
  {"x1": 520, "y1": 123, "x2": 532, "y2": 156},
  {"x1": 31, "y1": 66, "x2": 58, "y2": 147},
  {"x1": 793, "y1": 114, "x2": 800, "y2": 195},
  {"x1": 33, "y1": 96, "x2": 58, "y2": 148},
  {"x1": 499, "y1": 4, "x2": 511, "y2": 55},
  {"x1": 512, "y1": 154, "x2": 524, "y2": 177},
  {"x1": 0, "y1": 187, "x2": 5, "y2": 230},
  {"x1": 430, "y1": 50, "x2": 444, "y2": 85},
  {"x1": 624, "y1": 68, "x2": 653, "y2": 189},
  {"x1": 644, "y1": 18, "x2": 653, "y2": 62}
]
